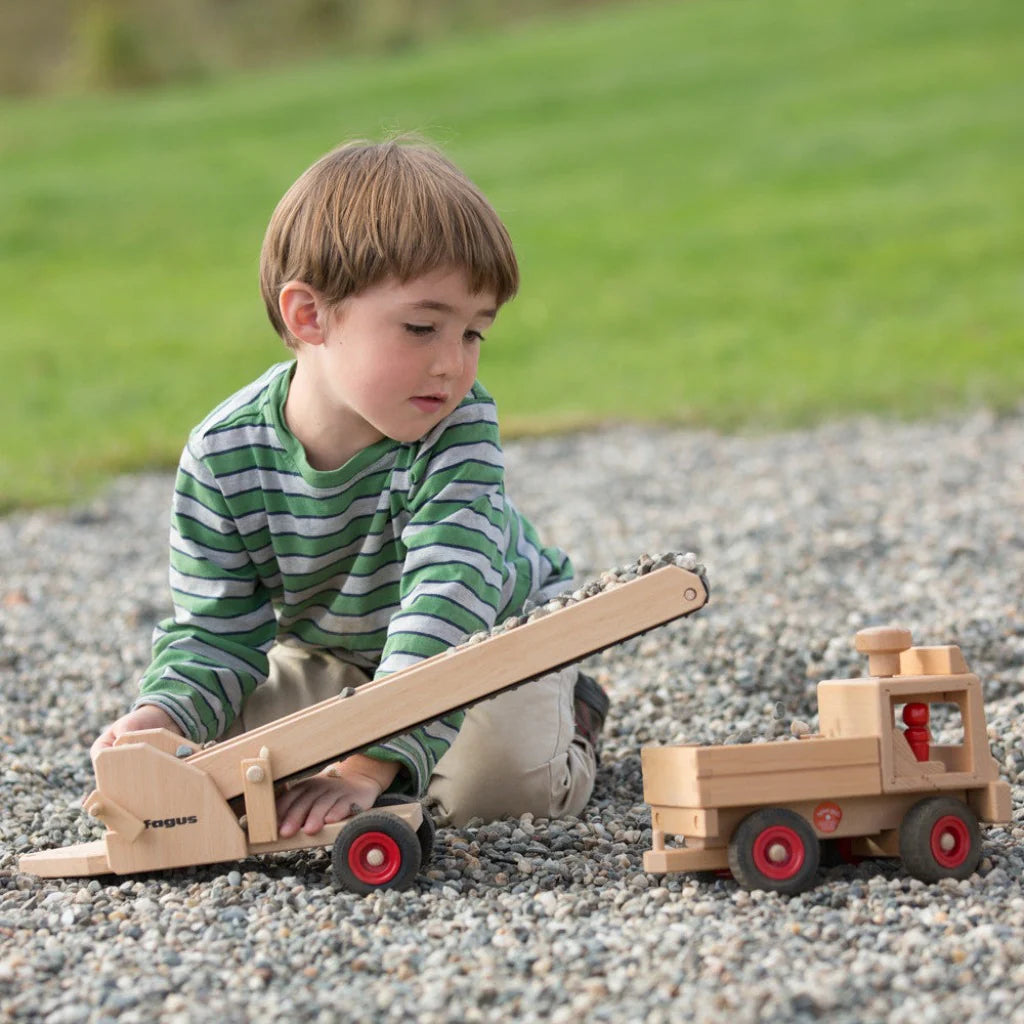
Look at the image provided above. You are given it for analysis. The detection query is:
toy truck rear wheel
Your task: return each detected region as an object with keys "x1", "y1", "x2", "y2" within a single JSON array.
[
  {"x1": 332, "y1": 812, "x2": 422, "y2": 894},
  {"x1": 899, "y1": 797, "x2": 982, "y2": 883},
  {"x1": 728, "y1": 808, "x2": 821, "y2": 895}
]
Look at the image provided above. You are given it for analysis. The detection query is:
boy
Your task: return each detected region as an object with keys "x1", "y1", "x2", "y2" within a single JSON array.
[{"x1": 92, "y1": 139, "x2": 608, "y2": 839}]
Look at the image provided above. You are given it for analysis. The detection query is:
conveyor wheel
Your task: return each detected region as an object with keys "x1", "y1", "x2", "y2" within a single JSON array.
[
  {"x1": 374, "y1": 794, "x2": 437, "y2": 864},
  {"x1": 332, "y1": 811, "x2": 421, "y2": 893}
]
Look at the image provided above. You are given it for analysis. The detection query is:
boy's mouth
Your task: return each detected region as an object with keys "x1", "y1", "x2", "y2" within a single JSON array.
[{"x1": 410, "y1": 394, "x2": 447, "y2": 413}]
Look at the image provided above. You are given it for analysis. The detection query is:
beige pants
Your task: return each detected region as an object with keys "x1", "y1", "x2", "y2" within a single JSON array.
[{"x1": 228, "y1": 643, "x2": 597, "y2": 827}]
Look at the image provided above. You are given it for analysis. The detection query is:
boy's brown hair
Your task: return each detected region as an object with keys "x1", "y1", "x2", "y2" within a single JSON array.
[{"x1": 259, "y1": 139, "x2": 520, "y2": 345}]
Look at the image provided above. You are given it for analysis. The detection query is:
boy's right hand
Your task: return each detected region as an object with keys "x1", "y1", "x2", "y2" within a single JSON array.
[{"x1": 91, "y1": 705, "x2": 182, "y2": 764}]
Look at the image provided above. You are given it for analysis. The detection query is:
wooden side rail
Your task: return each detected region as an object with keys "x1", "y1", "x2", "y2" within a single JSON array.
[{"x1": 189, "y1": 565, "x2": 708, "y2": 800}]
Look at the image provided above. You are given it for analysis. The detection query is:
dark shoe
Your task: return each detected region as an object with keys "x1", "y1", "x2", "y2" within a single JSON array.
[{"x1": 573, "y1": 672, "x2": 610, "y2": 753}]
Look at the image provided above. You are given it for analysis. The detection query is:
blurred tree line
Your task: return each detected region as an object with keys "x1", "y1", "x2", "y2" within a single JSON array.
[{"x1": 1, "y1": 0, "x2": 612, "y2": 94}]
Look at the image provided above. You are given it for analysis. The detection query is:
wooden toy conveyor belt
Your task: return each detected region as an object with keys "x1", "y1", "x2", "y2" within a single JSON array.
[
  {"x1": 17, "y1": 560, "x2": 708, "y2": 881},
  {"x1": 184, "y1": 562, "x2": 709, "y2": 800}
]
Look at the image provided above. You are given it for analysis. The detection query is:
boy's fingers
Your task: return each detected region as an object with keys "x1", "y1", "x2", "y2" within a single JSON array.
[
  {"x1": 276, "y1": 779, "x2": 345, "y2": 836},
  {"x1": 302, "y1": 807, "x2": 328, "y2": 836},
  {"x1": 319, "y1": 798, "x2": 363, "y2": 829},
  {"x1": 90, "y1": 731, "x2": 115, "y2": 762},
  {"x1": 302, "y1": 788, "x2": 358, "y2": 835},
  {"x1": 276, "y1": 777, "x2": 371, "y2": 838},
  {"x1": 276, "y1": 785, "x2": 318, "y2": 837}
]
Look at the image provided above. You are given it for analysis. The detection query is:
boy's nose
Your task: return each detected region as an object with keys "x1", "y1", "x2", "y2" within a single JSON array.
[{"x1": 431, "y1": 337, "x2": 464, "y2": 378}]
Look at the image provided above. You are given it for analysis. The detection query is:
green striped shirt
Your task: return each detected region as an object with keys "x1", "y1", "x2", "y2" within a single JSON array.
[{"x1": 136, "y1": 362, "x2": 573, "y2": 794}]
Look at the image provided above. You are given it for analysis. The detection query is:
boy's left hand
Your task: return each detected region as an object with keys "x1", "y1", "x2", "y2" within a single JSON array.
[{"x1": 275, "y1": 753, "x2": 401, "y2": 838}]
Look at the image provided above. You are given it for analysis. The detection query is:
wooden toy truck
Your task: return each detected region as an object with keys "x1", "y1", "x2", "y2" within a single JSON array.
[
  {"x1": 19, "y1": 562, "x2": 708, "y2": 893},
  {"x1": 642, "y1": 626, "x2": 1012, "y2": 894}
]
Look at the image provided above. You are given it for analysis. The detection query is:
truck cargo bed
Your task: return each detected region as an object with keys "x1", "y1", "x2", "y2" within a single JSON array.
[{"x1": 642, "y1": 736, "x2": 882, "y2": 809}]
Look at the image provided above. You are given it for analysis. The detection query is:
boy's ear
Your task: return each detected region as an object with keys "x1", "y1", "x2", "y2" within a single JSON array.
[{"x1": 279, "y1": 281, "x2": 328, "y2": 346}]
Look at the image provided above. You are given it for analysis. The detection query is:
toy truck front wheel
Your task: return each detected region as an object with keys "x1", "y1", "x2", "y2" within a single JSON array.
[
  {"x1": 728, "y1": 808, "x2": 821, "y2": 895},
  {"x1": 332, "y1": 811, "x2": 422, "y2": 893},
  {"x1": 899, "y1": 797, "x2": 982, "y2": 883}
]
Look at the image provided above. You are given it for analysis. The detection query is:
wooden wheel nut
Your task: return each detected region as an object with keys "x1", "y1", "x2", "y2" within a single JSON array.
[{"x1": 854, "y1": 626, "x2": 913, "y2": 677}]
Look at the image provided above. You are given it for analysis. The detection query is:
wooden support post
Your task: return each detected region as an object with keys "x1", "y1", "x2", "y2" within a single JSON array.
[{"x1": 241, "y1": 746, "x2": 278, "y2": 844}]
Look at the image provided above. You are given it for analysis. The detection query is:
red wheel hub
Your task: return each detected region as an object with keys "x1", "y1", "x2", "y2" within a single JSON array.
[
  {"x1": 347, "y1": 831, "x2": 402, "y2": 885},
  {"x1": 752, "y1": 825, "x2": 806, "y2": 880},
  {"x1": 930, "y1": 815, "x2": 970, "y2": 868}
]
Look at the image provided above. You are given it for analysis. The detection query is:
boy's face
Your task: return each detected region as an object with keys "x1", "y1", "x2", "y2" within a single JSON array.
[{"x1": 300, "y1": 267, "x2": 497, "y2": 451}]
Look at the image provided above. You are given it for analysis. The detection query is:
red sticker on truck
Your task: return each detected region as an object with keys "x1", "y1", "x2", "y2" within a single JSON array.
[{"x1": 813, "y1": 802, "x2": 842, "y2": 833}]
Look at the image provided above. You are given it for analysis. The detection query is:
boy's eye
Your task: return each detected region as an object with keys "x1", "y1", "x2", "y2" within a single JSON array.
[
  {"x1": 464, "y1": 330, "x2": 485, "y2": 344},
  {"x1": 404, "y1": 323, "x2": 435, "y2": 336}
]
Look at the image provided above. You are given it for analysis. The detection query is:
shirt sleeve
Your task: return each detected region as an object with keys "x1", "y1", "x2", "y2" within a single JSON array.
[
  {"x1": 362, "y1": 405, "x2": 513, "y2": 795},
  {"x1": 134, "y1": 442, "x2": 277, "y2": 742}
]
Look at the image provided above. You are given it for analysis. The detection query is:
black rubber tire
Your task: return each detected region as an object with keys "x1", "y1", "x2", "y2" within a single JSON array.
[
  {"x1": 332, "y1": 812, "x2": 422, "y2": 894},
  {"x1": 899, "y1": 797, "x2": 981, "y2": 883},
  {"x1": 373, "y1": 795, "x2": 437, "y2": 864},
  {"x1": 728, "y1": 808, "x2": 821, "y2": 895}
]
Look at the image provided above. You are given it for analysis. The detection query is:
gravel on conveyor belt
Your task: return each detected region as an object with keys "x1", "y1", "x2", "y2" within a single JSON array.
[{"x1": 1, "y1": 407, "x2": 1023, "y2": 1023}]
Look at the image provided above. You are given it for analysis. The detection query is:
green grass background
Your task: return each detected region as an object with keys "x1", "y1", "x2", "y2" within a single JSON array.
[{"x1": 1, "y1": 0, "x2": 1022, "y2": 509}]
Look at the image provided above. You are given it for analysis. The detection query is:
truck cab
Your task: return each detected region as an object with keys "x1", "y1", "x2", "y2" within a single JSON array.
[{"x1": 819, "y1": 627, "x2": 1008, "y2": 821}]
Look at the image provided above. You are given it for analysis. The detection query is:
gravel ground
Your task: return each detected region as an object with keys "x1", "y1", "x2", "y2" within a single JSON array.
[{"x1": 2, "y1": 407, "x2": 1023, "y2": 1023}]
